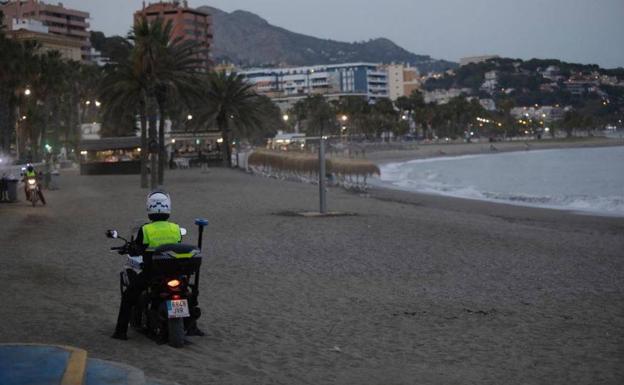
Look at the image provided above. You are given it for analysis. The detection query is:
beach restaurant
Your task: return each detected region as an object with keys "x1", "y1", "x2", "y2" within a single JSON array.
[
  {"x1": 78, "y1": 137, "x2": 142, "y2": 175},
  {"x1": 168, "y1": 131, "x2": 224, "y2": 168}
]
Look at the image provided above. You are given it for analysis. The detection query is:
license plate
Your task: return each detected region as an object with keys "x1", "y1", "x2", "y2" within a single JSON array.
[{"x1": 166, "y1": 299, "x2": 189, "y2": 319}]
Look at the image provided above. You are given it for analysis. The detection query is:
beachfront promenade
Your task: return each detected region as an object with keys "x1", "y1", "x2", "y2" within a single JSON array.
[{"x1": 1, "y1": 166, "x2": 623, "y2": 384}]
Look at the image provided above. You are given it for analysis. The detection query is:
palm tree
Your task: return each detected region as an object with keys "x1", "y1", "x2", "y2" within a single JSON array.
[
  {"x1": 101, "y1": 18, "x2": 201, "y2": 188},
  {"x1": 151, "y1": 27, "x2": 203, "y2": 184},
  {"x1": 31, "y1": 51, "x2": 67, "y2": 160},
  {"x1": 100, "y1": 60, "x2": 149, "y2": 188},
  {"x1": 198, "y1": 71, "x2": 262, "y2": 167},
  {"x1": 129, "y1": 17, "x2": 203, "y2": 186},
  {"x1": 0, "y1": 38, "x2": 38, "y2": 158}
]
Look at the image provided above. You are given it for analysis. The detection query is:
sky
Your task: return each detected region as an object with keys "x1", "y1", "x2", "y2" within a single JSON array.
[{"x1": 58, "y1": 0, "x2": 624, "y2": 68}]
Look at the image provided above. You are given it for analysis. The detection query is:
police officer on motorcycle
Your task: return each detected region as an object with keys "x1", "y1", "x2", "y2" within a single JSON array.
[
  {"x1": 23, "y1": 163, "x2": 46, "y2": 204},
  {"x1": 112, "y1": 190, "x2": 203, "y2": 340}
]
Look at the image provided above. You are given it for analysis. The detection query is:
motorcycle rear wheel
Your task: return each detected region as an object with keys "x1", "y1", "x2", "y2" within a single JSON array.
[{"x1": 167, "y1": 318, "x2": 185, "y2": 348}]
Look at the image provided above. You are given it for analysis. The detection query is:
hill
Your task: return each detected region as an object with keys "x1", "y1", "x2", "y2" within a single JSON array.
[{"x1": 200, "y1": 6, "x2": 456, "y2": 73}]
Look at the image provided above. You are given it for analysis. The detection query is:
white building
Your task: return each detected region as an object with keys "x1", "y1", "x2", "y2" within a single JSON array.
[
  {"x1": 424, "y1": 88, "x2": 472, "y2": 104},
  {"x1": 480, "y1": 70, "x2": 499, "y2": 93},
  {"x1": 238, "y1": 63, "x2": 389, "y2": 110},
  {"x1": 479, "y1": 98, "x2": 497, "y2": 111}
]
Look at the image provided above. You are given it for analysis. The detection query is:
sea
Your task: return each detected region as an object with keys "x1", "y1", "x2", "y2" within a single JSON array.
[{"x1": 375, "y1": 146, "x2": 624, "y2": 217}]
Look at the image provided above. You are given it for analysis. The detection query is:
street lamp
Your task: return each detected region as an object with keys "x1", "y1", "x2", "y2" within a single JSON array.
[
  {"x1": 24, "y1": 88, "x2": 31, "y2": 96},
  {"x1": 95, "y1": 100, "x2": 101, "y2": 107},
  {"x1": 283, "y1": 114, "x2": 289, "y2": 122},
  {"x1": 187, "y1": 114, "x2": 193, "y2": 121},
  {"x1": 307, "y1": 69, "x2": 315, "y2": 95}
]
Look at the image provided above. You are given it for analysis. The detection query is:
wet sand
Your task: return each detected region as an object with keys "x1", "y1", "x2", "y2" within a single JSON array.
[{"x1": 1, "y1": 168, "x2": 623, "y2": 385}]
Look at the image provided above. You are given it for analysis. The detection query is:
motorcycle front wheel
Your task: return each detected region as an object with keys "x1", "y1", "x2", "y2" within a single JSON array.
[{"x1": 167, "y1": 318, "x2": 185, "y2": 348}]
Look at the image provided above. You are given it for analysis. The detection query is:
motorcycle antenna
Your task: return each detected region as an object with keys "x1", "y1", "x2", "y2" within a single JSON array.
[{"x1": 194, "y1": 218, "x2": 209, "y2": 250}]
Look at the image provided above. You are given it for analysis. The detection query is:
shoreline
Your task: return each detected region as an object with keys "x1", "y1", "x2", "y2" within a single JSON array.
[
  {"x1": 364, "y1": 136, "x2": 624, "y2": 164},
  {"x1": 363, "y1": 137, "x2": 624, "y2": 218}
]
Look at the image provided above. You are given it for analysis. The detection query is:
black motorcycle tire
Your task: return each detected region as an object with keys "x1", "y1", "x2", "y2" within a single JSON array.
[
  {"x1": 167, "y1": 318, "x2": 185, "y2": 348},
  {"x1": 31, "y1": 191, "x2": 37, "y2": 207}
]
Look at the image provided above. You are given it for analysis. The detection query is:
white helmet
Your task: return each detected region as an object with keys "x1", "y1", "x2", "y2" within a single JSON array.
[{"x1": 146, "y1": 190, "x2": 171, "y2": 215}]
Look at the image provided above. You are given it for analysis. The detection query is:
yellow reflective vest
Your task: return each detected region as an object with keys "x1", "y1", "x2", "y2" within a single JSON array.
[{"x1": 142, "y1": 221, "x2": 181, "y2": 251}]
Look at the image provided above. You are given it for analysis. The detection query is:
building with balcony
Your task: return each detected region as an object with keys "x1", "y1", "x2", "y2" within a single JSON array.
[
  {"x1": 134, "y1": 1, "x2": 213, "y2": 68},
  {"x1": 8, "y1": 19, "x2": 82, "y2": 61},
  {"x1": 1, "y1": 0, "x2": 91, "y2": 61},
  {"x1": 238, "y1": 63, "x2": 389, "y2": 110},
  {"x1": 384, "y1": 63, "x2": 421, "y2": 101}
]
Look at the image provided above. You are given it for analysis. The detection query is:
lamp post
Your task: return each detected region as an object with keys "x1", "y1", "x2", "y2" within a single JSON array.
[
  {"x1": 15, "y1": 87, "x2": 32, "y2": 161},
  {"x1": 340, "y1": 114, "x2": 348, "y2": 142},
  {"x1": 319, "y1": 133, "x2": 327, "y2": 214},
  {"x1": 307, "y1": 69, "x2": 315, "y2": 95}
]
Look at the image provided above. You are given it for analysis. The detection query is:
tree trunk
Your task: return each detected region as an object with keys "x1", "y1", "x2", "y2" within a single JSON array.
[
  {"x1": 158, "y1": 106, "x2": 166, "y2": 186},
  {"x1": 140, "y1": 101, "x2": 148, "y2": 189},
  {"x1": 74, "y1": 100, "x2": 82, "y2": 157},
  {"x1": 0, "y1": 92, "x2": 11, "y2": 153},
  {"x1": 148, "y1": 111, "x2": 158, "y2": 190},
  {"x1": 222, "y1": 129, "x2": 231, "y2": 167}
]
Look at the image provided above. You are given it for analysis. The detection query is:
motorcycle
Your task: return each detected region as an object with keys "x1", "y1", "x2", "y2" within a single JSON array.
[
  {"x1": 26, "y1": 177, "x2": 39, "y2": 207},
  {"x1": 106, "y1": 218, "x2": 209, "y2": 348}
]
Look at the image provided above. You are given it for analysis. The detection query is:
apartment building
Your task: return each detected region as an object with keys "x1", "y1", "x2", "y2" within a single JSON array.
[
  {"x1": 511, "y1": 106, "x2": 566, "y2": 122},
  {"x1": 384, "y1": 63, "x2": 421, "y2": 101},
  {"x1": 8, "y1": 18, "x2": 82, "y2": 61},
  {"x1": 238, "y1": 63, "x2": 389, "y2": 109},
  {"x1": 134, "y1": 1, "x2": 213, "y2": 68},
  {"x1": 1, "y1": 0, "x2": 91, "y2": 61}
]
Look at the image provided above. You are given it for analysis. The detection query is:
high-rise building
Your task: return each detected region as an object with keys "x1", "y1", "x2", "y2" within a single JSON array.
[
  {"x1": 134, "y1": 1, "x2": 212, "y2": 68},
  {"x1": 238, "y1": 63, "x2": 389, "y2": 110},
  {"x1": 1, "y1": 0, "x2": 91, "y2": 61},
  {"x1": 384, "y1": 64, "x2": 421, "y2": 101}
]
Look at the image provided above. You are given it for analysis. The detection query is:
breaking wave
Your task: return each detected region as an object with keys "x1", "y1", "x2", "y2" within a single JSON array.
[{"x1": 376, "y1": 147, "x2": 624, "y2": 217}]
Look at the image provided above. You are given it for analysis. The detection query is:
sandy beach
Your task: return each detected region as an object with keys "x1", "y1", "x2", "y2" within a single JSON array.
[{"x1": 1, "y1": 153, "x2": 623, "y2": 384}]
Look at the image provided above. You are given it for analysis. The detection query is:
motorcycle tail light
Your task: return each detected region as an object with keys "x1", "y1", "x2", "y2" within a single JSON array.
[
  {"x1": 172, "y1": 294, "x2": 181, "y2": 300},
  {"x1": 167, "y1": 279, "x2": 181, "y2": 288}
]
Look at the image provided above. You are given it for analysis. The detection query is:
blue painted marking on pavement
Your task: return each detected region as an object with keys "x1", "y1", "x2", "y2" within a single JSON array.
[
  {"x1": 0, "y1": 346, "x2": 70, "y2": 385},
  {"x1": 85, "y1": 359, "x2": 131, "y2": 385}
]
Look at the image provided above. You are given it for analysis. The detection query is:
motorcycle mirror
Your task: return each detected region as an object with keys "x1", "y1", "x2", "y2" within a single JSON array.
[
  {"x1": 106, "y1": 230, "x2": 119, "y2": 239},
  {"x1": 180, "y1": 227, "x2": 187, "y2": 236}
]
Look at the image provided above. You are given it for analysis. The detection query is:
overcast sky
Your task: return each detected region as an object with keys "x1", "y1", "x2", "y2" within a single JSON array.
[{"x1": 59, "y1": 0, "x2": 624, "y2": 68}]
